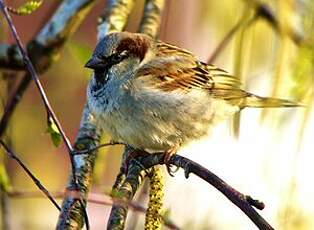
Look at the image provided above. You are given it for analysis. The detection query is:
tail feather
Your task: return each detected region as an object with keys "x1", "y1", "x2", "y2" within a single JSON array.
[{"x1": 240, "y1": 93, "x2": 302, "y2": 108}]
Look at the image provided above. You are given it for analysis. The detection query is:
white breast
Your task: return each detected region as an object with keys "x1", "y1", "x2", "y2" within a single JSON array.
[{"x1": 88, "y1": 80, "x2": 239, "y2": 152}]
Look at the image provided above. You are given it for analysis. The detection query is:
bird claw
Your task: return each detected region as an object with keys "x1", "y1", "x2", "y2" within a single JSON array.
[
  {"x1": 166, "y1": 164, "x2": 179, "y2": 177},
  {"x1": 163, "y1": 145, "x2": 179, "y2": 177},
  {"x1": 123, "y1": 146, "x2": 181, "y2": 177}
]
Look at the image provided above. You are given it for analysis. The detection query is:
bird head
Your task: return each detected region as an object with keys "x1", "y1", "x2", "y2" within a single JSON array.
[{"x1": 85, "y1": 32, "x2": 151, "y2": 85}]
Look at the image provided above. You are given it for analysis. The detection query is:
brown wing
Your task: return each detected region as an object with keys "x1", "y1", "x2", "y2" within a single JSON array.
[{"x1": 135, "y1": 42, "x2": 249, "y2": 104}]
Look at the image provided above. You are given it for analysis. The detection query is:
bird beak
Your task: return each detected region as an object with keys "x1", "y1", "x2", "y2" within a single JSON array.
[{"x1": 84, "y1": 56, "x2": 104, "y2": 70}]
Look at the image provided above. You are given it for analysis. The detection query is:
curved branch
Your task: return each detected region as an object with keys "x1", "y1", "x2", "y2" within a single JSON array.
[{"x1": 111, "y1": 152, "x2": 274, "y2": 230}]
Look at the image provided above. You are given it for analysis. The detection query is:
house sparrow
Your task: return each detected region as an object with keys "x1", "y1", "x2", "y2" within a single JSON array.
[{"x1": 85, "y1": 32, "x2": 297, "y2": 161}]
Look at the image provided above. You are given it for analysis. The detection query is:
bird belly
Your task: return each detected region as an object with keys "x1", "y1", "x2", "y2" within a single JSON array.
[{"x1": 95, "y1": 88, "x2": 239, "y2": 152}]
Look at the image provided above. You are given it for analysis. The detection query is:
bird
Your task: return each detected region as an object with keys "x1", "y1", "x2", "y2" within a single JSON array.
[{"x1": 85, "y1": 31, "x2": 298, "y2": 165}]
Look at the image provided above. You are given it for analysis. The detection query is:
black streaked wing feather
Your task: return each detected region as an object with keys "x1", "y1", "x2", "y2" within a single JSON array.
[{"x1": 136, "y1": 42, "x2": 248, "y2": 104}]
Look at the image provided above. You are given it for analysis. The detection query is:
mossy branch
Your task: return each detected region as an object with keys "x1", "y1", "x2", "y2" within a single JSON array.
[
  {"x1": 138, "y1": 0, "x2": 165, "y2": 38},
  {"x1": 56, "y1": 105, "x2": 101, "y2": 229},
  {"x1": 98, "y1": 0, "x2": 135, "y2": 40},
  {"x1": 57, "y1": 0, "x2": 135, "y2": 228},
  {"x1": 108, "y1": 147, "x2": 148, "y2": 229},
  {"x1": 107, "y1": 0, "x2": 165, "y2": 228}
]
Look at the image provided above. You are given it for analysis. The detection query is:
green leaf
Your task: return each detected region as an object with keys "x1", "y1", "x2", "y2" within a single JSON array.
[
  {"x1": 46, "y1": 117, "x2": 62, "y2": 147},
  {"x1": 7, "y1": 1, "x2": 43, "y2": 16}
]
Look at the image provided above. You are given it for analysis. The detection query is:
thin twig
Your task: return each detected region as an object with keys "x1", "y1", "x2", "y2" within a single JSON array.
[
  {"x1": 8, "y1": 190, "x2": 180, "y2": 230},
  {"x1": 74, "y1": 141, "x2": 125, "y2": 155},
  {"x1": 244, "y1": 0, "x2": 304, "y2": 44},
  {"x1": 0, "y1": 2, "x2": 90, "y2": 228},
  {"x1": 0, "y1": 0, "x2": 96, "y2": 138},
  {"x1": 208, "y1": 1, "x2": 304, "y2": 65},
  {"x1": 208, "y1": 14, "x2": 257, "y2": 63},
  {"x1": 4, "y1": 0, "x2": 74, "y2": 160},
  {"x1": 0, "y1": 140, "x2": 61, "y2": 211},
  {"x1": 0, "y1": 0, "x2": 74, "y2": 175}
]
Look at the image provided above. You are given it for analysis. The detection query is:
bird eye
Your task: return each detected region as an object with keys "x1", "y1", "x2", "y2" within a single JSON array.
[
  {"x1": 111, "y1": 50, "x2": 128, "y2": 63},
  {"x1": 111, "y1": 53, "x2": 122, "y2": 63}
]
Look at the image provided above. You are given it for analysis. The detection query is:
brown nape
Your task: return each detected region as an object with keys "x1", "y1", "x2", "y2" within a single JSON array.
[{"x1": 116, "y1": 36, "x2": 149, "y2": 61}]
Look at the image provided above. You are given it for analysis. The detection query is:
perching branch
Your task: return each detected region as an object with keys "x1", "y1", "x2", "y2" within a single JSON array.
[
  {"x1": 0, "y1": 0, "x2": 96, "y2": 138},
  {"x1": 56, "y1": 0, "x2": 135, "y2": 228},
  {"x1": 110, "y1": 151, "x2": 274, "y2": 230}
]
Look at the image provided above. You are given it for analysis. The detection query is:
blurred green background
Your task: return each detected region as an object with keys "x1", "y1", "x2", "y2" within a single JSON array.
[{"x1": 1, "y1": 0, "x2": 314, "y2": 229}]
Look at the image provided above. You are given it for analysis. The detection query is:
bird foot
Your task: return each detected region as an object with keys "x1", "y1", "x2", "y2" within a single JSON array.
[{"x1": 163, "y1": 145, "x2": 180, "y2": 177}]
